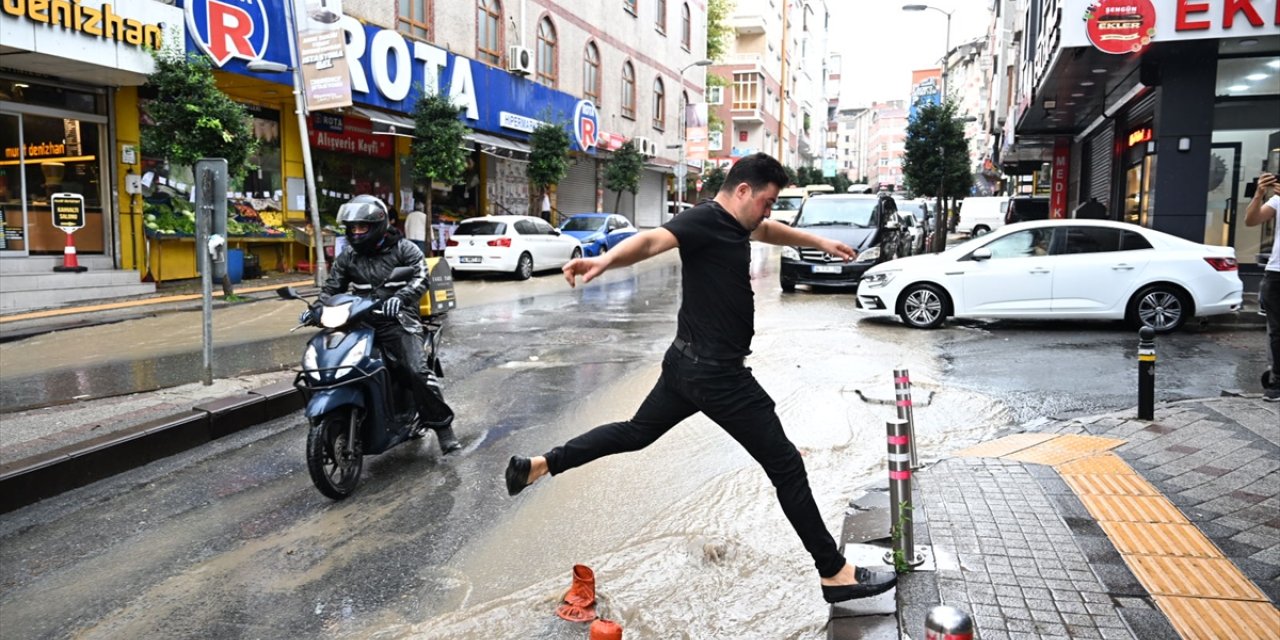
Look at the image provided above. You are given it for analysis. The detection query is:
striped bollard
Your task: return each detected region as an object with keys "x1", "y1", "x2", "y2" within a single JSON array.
[
  {"x1": 925, "y1": 606, "x2": 974, "y2": 639},
  {"x1": 885, "y1": 418, "x2": 924, "y2": 567},
  {"x1": 893, "y1": 368, "x2": 919, "y2": 468}
]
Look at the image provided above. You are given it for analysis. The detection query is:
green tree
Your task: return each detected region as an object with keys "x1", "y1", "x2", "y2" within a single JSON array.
[
  {"x1": 701, "y1": 164, "x2": 727, "y2": 196},
  {"x1": 707, "y1": 0, "x2": 736, "y2": 61},
  {"x1": 902, "y1": 100, "x2": 973, "y2": 252},
  {"x1": 604, "y1": 141, "x2": 645, "y2": 213},
  {"x1": 526, "y1": 122, "x2": 571, "y2": 221},
  {"x1": 410, "y1": 93, "x2": 471, "y2": 221},
  {"x1": 825, "y1": 173, "x2": 851, "y2": 193},
  {"x1": 141, "y1": 50, "x2": 259, "y2": 181},
  {"x1": 782, "y1": 165, "x2": 798, "y2": 187}
]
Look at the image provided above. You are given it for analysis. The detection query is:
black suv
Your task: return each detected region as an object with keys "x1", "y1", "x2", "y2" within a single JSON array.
[
  {"x1": 779, "y1": 193, "x2": 907, "y2": 292},
  {"x1": 1004, "y1": 196, "x2": 1051, "y2": 225}
]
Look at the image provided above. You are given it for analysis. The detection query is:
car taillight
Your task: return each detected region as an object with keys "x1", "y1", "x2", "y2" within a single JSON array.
[
  {"x1": 446, "y1": 239, "x2": 459, "y2": 247},
  {"x1": 1204, "y1": 257, "x2": 1237, "y2": 271},
  {"x1": 487, "y1": 238, "x2": 512, "y2": 247}
]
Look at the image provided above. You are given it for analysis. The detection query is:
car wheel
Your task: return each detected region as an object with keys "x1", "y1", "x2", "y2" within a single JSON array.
[
  {"x1": 1129, "y1": 285, "x2": 1189, "y2": 333},
  {"x1": 780, "y1": 277, "x2": 796, "y2": 293},
  {"x1": 514, "y1": 252, "x2": 533, "y2": 280},
  {"x1": 570, "y1": 247, "x2": 583, "y2": 261},
  {"x1": 972, "y1": 225, "x2": 990, "y2": 237},
  {"x1": 898, "y1": 284, "x2": 948, "y2": 329}
]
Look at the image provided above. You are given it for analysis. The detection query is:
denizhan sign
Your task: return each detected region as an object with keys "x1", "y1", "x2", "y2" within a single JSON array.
[{"x1": 184, "y1": 0, "x2": 597, "y2": 152}]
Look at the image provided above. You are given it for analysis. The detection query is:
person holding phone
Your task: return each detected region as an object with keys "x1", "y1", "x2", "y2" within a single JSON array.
[{"x1": 1244, "y1": 171, "x2": 1279, "y2": 402}]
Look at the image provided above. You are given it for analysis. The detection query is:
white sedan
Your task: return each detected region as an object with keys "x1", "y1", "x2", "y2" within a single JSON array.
[
  {"x1": 855, "y1": 220, "x2": 1243, "y2": 332},
  {"x1": 444, "y1": 215, "x2": 583, "y2": 280}
]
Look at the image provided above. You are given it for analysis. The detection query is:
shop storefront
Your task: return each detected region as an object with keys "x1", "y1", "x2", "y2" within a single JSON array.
[{"x1": 1007, "y1": 0, "x2": 1279, "y2": 270}]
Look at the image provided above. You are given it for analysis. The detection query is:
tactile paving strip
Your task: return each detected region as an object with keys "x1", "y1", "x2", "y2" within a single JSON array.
[
  {"x1": 1098, "y1": 521, "x2": 1223, "y2": 558},
  {"x1": 1002, "y1": 434, "x2": 1126, "y2": 466},
  {"x1": 1057, "y1": 453, "x2": 1139, "y2": 476},
  {"x1": 1062, "y1": 473, "x2": 1161, "y2": 496},
  {"x1": 1078, "y1": 494, "x2": 1189, "y2": 524},
  {"x1": 952, "y1": 433, "x2": 1058, "y2": 459},
  {"x1": 1155, "y1": 596, "x2": 1280, "y2": 640},
  {"x1": 1127, "y1": 555, "x2": 1268, "y2": 601}
]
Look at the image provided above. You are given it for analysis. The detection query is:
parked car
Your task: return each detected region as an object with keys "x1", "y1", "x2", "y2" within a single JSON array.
[
  {"x1": 896, "y1": 200, "x2": 932, "y2": 254},
  {"x1": 771, "y1": 187, "x2": 806, "y2": 226},
  {"x1": 1004, "y1": 196, "x2": 1051, "y2": 225},
  {"x1": 779, "y1": 193, "x2": 907, "y2": 292},
  {"x1": 855, "y1": 219, "x2": 1243, "y2": 332},
  {"x1": 444, "y1": 215, "x2": 583, "y2": 280},
  {"x1": 956, "y1": 196, "x2": 1008, "y2": 237},
  {"x1": 559, "y1": 213, "x2": 637, "y2": 257}
]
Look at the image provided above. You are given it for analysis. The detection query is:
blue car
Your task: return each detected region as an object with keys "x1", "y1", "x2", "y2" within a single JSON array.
[{"x1": 558, "y1": 213, "x2": 638, "y2": 257}]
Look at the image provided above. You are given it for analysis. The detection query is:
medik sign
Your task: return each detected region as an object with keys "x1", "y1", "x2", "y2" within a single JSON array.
[{"x1": 0, "y1": 0, "x2": 183, "y2": 77}]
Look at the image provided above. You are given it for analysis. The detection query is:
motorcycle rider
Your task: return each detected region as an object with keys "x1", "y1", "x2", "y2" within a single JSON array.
[{"x1": 301, "y1": 194, "x2": 461, "y2": 453}]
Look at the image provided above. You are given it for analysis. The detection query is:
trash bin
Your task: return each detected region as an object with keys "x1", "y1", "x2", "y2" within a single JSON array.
[{"x1": 226, "y1": 248, "x2": 244, "y2": 284}]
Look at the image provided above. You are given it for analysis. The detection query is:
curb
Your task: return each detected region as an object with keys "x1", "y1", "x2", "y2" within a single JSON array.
[{"x1": 0, "y1": 382, "x2": 302, "y2": 514}]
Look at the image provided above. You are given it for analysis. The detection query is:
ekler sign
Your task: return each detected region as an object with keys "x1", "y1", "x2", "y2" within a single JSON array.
[{"x1": 183, "y1": 0, "x2": 597, "y2": 152}]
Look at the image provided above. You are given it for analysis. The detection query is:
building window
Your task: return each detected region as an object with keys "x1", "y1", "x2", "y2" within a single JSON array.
[
  {"x1": 706, "y1": 86, "x2": 723, "y2": 105},
  {"x1": 681, "y1": 3, "x2": 691, "y2": 50},
  {"x1": 477, "y1": 0, "x2": 503, "y2": 66},
  {"x1": 653, "y1": 77, "x2": 666, "y2": 130},
  {"x1": 397, "y1": 0, "x2": 432, "y2": 41},
  {"x1": 622, "y1": 62, "x2": 636, "y2": 119},
  {"x1": 733, "y1": 72, "x2": 759, "y2": 110},
  {"x1": 584, "y1": 41, "x2": 601, "y2": 105},
  {"x1": 655, "y1": 0, "x2": 666, "y2": 33},
  {"x1": 709, "y1": 130, "x2": 723, "y2": 151},
  {"x1": 536, "y1": 17, "x2": 558, "y2": 87},
  {"x1": 624, "y1": 0, "x2": 637, "y2": 16}
]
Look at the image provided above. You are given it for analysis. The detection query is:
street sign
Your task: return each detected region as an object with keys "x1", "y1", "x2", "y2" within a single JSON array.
[
  {"x1": 674, "y1": 162, "x2": 688, "y2": 187},
  {"x1": 50, "y1": 193, "x2": 85, "y2": 232}
]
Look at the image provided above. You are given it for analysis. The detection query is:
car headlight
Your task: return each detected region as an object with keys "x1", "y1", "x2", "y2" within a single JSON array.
[
  {"x1": 587, "y1": 233, "x2": 604, "y2": 244},
  {"x1": 861, "y1": 269, "x2": 899, "y2": 289},
  {"x1": 320, "y1": 303, "x2": 352, "y2": 328},
  {"x1": 334, "y1": 336, "x2": 370, "y2": 379},
  {"x1": 305, "y1": 345, "x2": 321, "y2": 381},
  {"x1": 782, "y1": 246, "x2": 800, "y2": 260},
  {"x1": 856, "y1": 246, "x2": 880, "y2": 263}
]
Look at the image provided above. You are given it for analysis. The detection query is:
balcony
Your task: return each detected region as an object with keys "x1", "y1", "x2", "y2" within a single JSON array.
[
  {"x1": 731, "y1": 14, "x2": 767, "y2": 35},
  {"x1": 731, "y1": 107, "x2": 765, "y2": 124}
]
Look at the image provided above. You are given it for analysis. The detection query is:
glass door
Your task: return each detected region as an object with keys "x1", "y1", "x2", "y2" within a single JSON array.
[
  {"x1": 0, "y1": 111, "x2": 28, "y2": 256},
  {"x1": 1204, "y1": 143, "x2": 1241, "y2": 247}
]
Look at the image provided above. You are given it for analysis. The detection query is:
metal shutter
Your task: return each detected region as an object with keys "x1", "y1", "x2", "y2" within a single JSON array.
[
  {"x1": 1085, "y1": 124, "x2": 1114, "y2": 209},
  {"x1": 557, "y1": 157, "x2": 597, "y2": 216},
  {"x1": 635, "y1": 169, "x2": 665, "y2": 228}
]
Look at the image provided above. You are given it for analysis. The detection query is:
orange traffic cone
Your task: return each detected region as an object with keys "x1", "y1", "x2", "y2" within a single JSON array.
[
  {"x1": 53, "y1": 230, "x2": 87, "y2": 272},
  {"x1": 589, "y1": 618, "x2": 623, "y2": 640},
  {"x1": 555, "y1": 564, "x2": 598, "y2": 623}
]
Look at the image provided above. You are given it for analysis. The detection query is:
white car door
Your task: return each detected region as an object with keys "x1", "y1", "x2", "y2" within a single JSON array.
[
  {"x1": 512, "y1": 219, "x2": 543, "y2": 268},
  {"x1": 960, "y1": 228, "x2": 1056, "y2": 316},
  {"x1": 1051, "y1": 226, "x2": 1153, "y2": 316},
  {"x1": 532, "y1": 218, "x2": 569, "y2": 267}
]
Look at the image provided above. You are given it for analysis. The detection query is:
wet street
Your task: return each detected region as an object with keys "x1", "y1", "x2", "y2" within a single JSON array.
[{"x1": 0, "y1": 245, "x2": 1268, "y2": 639}]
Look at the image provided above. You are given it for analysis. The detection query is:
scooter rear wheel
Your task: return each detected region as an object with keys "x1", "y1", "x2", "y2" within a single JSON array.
[{"x1": 307, "y1": 409, "x2": 363, "y2": 499}]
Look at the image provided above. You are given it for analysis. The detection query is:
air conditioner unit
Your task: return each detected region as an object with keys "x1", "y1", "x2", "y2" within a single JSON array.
[
  {"x1": 506, "y1": 46, "x2": 533, "y2": 76},
  {"x1": 632, "y1": 136, "x2": 656, "y2": 157}
]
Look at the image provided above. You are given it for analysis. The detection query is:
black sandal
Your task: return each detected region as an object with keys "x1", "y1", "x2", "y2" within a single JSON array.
[{"x1": 505, "y1": 456, "x2": 531, "y2": 496}]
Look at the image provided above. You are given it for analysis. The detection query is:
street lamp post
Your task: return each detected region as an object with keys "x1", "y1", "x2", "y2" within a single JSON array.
[
  {"x1": 247, "y1": 0, "x2": 327, "y2": 286},
  {"x1": 676, "y1": 59, "x2": 713, "y2": 214}
]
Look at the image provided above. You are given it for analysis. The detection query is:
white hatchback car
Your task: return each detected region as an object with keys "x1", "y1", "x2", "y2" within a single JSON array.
[
  {"x1": 444, "y1": 215, "x2": 583, "y2": 280},
  {"x1": 855, "y1": 220, "x2": 1243, "y2": 332}
]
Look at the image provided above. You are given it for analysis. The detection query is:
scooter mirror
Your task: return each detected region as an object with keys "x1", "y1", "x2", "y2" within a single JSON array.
[
  {"x1": 276, "y1": 286, "x2": 301, "y2": 300},
  {"x1": 386, "y1": 266, "x2": 416, "y2": 283}
]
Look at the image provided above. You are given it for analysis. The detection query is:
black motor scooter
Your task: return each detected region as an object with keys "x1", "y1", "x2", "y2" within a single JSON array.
[{"x1": 278, "y1": 266, "x2": 445, "y2": 499}]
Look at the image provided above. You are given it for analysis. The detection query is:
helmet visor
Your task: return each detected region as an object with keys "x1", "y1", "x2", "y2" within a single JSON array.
[{"x1": 336, "y1": 202, "x2": 386, "y2": 224}]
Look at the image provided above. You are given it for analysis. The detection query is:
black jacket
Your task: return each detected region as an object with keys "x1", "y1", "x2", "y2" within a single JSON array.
[{"x1": 322, "y1": 228, "x2": 428, "y2": 328}]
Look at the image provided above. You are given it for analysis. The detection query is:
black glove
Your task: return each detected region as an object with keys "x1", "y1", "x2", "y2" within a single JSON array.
[
  {"x1": 299, "y1": 303, "x2": 321, "y2": 325},
  {"x1": 382, "y1": 296, "x2": 403, "y2": 316}
]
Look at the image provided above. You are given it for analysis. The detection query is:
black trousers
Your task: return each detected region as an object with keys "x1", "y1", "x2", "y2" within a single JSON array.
[
  {"x1": 544, "y1": 345, "x2": 848, "y2": 578},
  {"x1": 375, "y1": 323, "x2": 454, "y2": 428},
  {"x1": 1264, "y1": 271, "x2": 1280, "y2": 377}
]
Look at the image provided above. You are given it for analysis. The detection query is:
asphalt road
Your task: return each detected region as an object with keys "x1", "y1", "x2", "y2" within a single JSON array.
[{"x1": 0, "y1": 245, "x2": 1268, "y2": 639}]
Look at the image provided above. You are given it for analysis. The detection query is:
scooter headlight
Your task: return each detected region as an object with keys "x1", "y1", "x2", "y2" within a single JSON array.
[
  {"x1": 781, "y1": 246, "x2": 800, "y2": 260},
  {"x1": 335, "y1": 336, "x2": 370, "y2": 379},
  {"x1": 320, "y1": 303, "x2": 353, "y2": 328},
  {"x1": 305, "y1": 345, "x2": 321, "y2": 381},
  {"x1": 856, "y1": 246, "x2": 880, "y2": 263}
]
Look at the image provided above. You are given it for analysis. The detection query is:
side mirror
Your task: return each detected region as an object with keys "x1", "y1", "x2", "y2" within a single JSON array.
[
  {"x1": 971, "y1": 248, "x2": 993, "y2": 261},
  {"x1": 276, "y1": 286, "x2": 302, "y2": 300},
  {"x1": 551, "y1": 228, "x2": 561, "y2": 236},
  {"x1": 387, "y1": 265, "x2": 416, "y2": 282}
]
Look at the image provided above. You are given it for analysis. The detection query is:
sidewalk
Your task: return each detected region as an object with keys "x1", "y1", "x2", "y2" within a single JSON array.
[{"x1": 831, "y1": 395, "x2": 1279, "y2": 639}]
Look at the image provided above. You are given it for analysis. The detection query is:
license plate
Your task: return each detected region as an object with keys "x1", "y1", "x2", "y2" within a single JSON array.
[
  {"x1": 460, "y1": 256, "x2": 481, "y2": 264},
  {"x1": 813, "y1": 265, "x2": 842, "y2": 274}
]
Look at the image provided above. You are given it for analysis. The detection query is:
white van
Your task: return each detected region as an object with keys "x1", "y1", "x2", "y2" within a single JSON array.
[
  {"x1": 956, "y1": 196, "x2": 1009, "y2": 236},
  {"x1": 772, "y1": 187, "x2": 806, "y2": 225}
]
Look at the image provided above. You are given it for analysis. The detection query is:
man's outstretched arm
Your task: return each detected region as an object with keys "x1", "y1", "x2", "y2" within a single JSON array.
[
  {"x1": 563, "y1": 227, "x2": 679, "y2": 287},
  {"x1": 751, "y1": 219, "x2": 857, "y2": 261}
]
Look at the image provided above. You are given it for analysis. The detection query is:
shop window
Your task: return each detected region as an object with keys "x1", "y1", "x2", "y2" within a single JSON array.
[
  {"x1": 1, "y1": 114, "x2": 105, "y2": 254},
  {"x1": 397, "y1": 0, "x2": 432, "y2": 41},
  {"x1": 477, "y1": 0, "x2": 503, "y2": 66},
  {"x1": 0, "y1": 79, "x2": 104, "y2": 115},
  {"x1": 622, "y1": 62, "x2": 636, "y2": 119},
  {"x1": 240, "y1": 105, "x2": 283, "y2": 213},
  {"x1": 584, "y1": 42, "x2": 601, "y2": 105},
  {"x1": 536, "y1": 17, "x2": 558, "y2": 88},
  {"x1": 653, "y1": 77, "x2": 666, "y2": 131}
]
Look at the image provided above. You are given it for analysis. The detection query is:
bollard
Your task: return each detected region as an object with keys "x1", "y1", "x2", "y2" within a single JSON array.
[
  {"x1": 893, "y1": 368, "x2": 919, "y2": 468},
  {"x1": 884, "y1": 418, "x2": 924, "y2": 568},
  {"x1": 1138, "y1": 327, "x2": 1155, "y2": 420},
  {"x1": 925, "y1": 605, "x2": 974, "y2": 640}
]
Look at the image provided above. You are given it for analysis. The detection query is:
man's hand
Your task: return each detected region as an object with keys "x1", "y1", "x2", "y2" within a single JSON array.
[
  {"x1": 382, "y1": 297, "x2": 403, "y2": 316},
  {"x1": 299, "y1": 302, "x2": 322, "y2": 325},
  {"x1": 819, "y1": 238, "x2": 857, "y2": 262},
  {"x1": 563, "y1": 256, "x2": 608, "y2": 287},
  {"x1": 1259, "y1": 172, "x2": 1277, "y2": 199}
]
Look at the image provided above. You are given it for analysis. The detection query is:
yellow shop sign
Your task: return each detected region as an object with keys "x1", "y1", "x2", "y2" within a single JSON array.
[{"x1": 1, "y1": 0, "x2": 164, "y2": 49}]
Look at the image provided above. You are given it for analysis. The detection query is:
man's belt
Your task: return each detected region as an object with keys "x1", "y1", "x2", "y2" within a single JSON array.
[{"x1": 671, "y1": 337, "x2": 745, "y2": 368}]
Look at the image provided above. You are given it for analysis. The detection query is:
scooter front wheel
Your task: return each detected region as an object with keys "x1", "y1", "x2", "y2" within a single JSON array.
[{"x1": 307, "y1": 409, "x2": 364, "y2": 499}]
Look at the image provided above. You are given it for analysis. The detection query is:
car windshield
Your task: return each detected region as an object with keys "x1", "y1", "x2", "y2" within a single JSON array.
[
  {"x1": 773, "y1": 196, "x2": 804, "y2": 211},
  {"x1": 795, "y1": 198, "x2": 877, "y2": 228},
  {"x1": 899, "y1": 203, "x2": 927, "y2": 221},
  {"x1": 453, "y1": 221, "x2": 506, "y2": 235},
  {"x1": 561, "y1": 217, "x2": 604, "y2": 232}
]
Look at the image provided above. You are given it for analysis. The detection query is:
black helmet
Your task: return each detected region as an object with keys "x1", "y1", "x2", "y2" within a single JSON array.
[{"x1": 337, "y1": 194, "x2": 389, "y2": 254}]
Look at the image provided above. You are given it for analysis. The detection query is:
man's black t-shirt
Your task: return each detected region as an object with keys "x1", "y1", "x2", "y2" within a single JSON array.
[{"x1": 662, "y1": 200, "x2": 754, "y2": 359}]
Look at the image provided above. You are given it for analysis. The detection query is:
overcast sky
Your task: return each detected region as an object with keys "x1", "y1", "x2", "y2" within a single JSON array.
[{"x1": 827, "y1": 0, "x2": 992, "y2": 108}]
